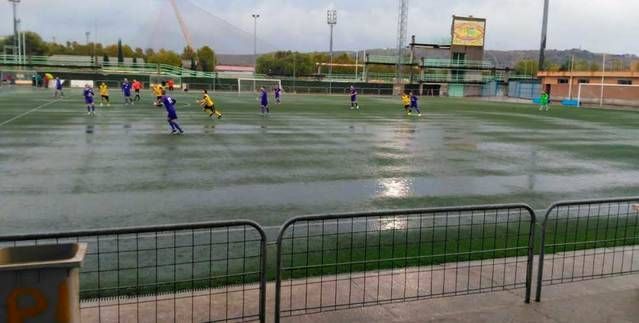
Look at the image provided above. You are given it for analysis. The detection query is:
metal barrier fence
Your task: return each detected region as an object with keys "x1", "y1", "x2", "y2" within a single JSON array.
[
  {"x1": 274, "y1": 204, "x2": 536, "y2": 321},
  {"x1": 535, "y1": 197, "x2": 639, "y2": 301},
  {"x1": 0, "y1": 220, "x2": 267, "y2": 323}
]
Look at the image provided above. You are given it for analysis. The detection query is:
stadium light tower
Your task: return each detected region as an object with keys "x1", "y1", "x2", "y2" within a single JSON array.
[
  {"x1": 252, "y1": 13, "x2": 260, "y2": 91},
  {"x1": 396, "y1": 0, "x2": 409, "y2": 84},
  {"x1": 538, "y1": 0, "x2": 550, "y2": 72},
  {"x1": 327, "y1": 10, "x2": 337, "y2": 83},
  {"x1": 8, "y1": 0, "x2": 20, "y2": 60}
]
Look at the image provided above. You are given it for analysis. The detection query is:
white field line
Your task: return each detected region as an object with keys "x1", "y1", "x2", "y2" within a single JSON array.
[{"x1": 0, "y1": 99, "x2": 62, "y2": 128}]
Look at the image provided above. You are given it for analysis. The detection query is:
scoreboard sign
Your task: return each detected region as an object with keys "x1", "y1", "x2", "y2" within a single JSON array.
[{"x1": 452, "y1": 17, "x2": 486, "y2": 47}]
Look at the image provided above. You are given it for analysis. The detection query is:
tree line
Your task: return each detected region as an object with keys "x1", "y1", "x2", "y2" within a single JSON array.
[
  {"x1": 256, "y1": 51, "x2": 395, "y2": 76},
  {"x1": 0, "y1": 31, "x2": 217, "y2": 72}
]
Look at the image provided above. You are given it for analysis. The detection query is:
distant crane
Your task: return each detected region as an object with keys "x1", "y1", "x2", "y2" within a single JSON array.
[{"x1": 168, "y1": 0, "x2": 195, "y2": 52}]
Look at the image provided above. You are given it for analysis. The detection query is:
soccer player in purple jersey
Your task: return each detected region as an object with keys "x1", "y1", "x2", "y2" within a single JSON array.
[
  {"x1": 54, "y1": 77, "x2": 64, "y2": 98},
  {"x1": 83, "y1": 84, "x2": 96, "y2": 116},
  {"x1": 259, "y1": 87, "x2": 270, "y2": 115},
  {"x1": 407, "y1": 91, "x2": 422, "y2": 117},
  {"x1": 121, "y1": 78, "x2": 133, "y2": 105},
  {"x1": 161, "y1": 90, "x2": 184, "y2": 134},
  {"x1": 349, "y1": 85, "x2": 359, "y2": 110},
  {"x1": 274, "y1": 86, "x2": 282, "y2": 104}
]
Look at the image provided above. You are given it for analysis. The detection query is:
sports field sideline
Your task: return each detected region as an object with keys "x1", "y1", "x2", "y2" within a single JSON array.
[{"x1": 2, "y1": 87, "x2": 639, "y2": 236}]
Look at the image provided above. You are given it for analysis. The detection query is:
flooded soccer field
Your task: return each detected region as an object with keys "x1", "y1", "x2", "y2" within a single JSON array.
[{"x1": 2, "y1": 88, "x2": 639, "y2": 235}]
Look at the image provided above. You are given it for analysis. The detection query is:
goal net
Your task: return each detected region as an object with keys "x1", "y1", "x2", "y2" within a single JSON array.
[
  {"x1": 238, "y1": 78, "x2": 282, "y2": 94},
  {"x1": 577, "y1": 83, "x2": 639, "y2": 107}
]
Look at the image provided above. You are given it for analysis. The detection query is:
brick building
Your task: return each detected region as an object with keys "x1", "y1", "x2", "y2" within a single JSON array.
[{"x1": 538, "y1": 71, "x2": 639, "y2": 107}]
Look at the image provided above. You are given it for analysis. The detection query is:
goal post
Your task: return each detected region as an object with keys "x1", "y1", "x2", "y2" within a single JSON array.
[
  {"x1": 577, "y1": 83, "x2": 639, "y2": 107},
  {"x1": 237, "y1": 78, "x2": 282, "y2": 94}
]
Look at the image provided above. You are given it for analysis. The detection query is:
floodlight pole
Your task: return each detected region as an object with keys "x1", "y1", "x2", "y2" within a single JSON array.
[
  {"x1": 21, "y1": 29, "x2": 26, "y2": 62},
  {"x1": 538, "y1": 0, "x2": 550, "y2": 72},
  {"x1": 16, "y1": 19, "x2": 21, "y2": 65},
  {"x1": 252, "y1": 13, "x2": 260, "y2": 92},
  {"x1": 327, "y1": 9, "x2": 337, "y2": 94},
  {"x1": 600, "y1": 53, "x2": 606, "y2": 107},
  {"x1": 293, "y1": 52, "x2": 297, "y2": 93},
  {"x1": 9, "y1": 0, "x2": 20, "y2": 62},
  {"x1": 568, "y1": 55, "x2": 575, "y2": 99}
]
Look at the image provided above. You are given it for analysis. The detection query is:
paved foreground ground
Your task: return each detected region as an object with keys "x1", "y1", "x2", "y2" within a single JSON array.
[
  {"x1": 79, "y1": 245, "x2": 639, "y2": 322},
  {"x1": 287, "y1": 275, "x2": 639, "y2": 323}
]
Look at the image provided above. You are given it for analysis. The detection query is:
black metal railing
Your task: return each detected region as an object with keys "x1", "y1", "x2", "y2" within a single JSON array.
[
  {"x1": 5, "y1": 197, "x2": 639, "y2": 321},
  {"x1": 0, "y1": 220, "x2": 267, "y2": 323},
  {"x1": 535, "y1": 197, "x2": 639, "y2": 301},
  {"x1": 274, "y1": 204, "x2": 536, "y2": 321}
]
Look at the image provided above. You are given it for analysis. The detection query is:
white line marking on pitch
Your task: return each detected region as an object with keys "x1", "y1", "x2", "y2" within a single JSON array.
[{"x1": 0, "y1": 99, "x2": 62, "y2": 128}]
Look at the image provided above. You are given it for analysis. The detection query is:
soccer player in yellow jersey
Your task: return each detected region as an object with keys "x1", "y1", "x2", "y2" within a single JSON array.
[
  {"x1": 197, "y1": 89, "x2": 222, "y2": 119},
  {"x1": 401, "y1": 92, "x2": 410, "y2": 113},
  {"x1": 99, "y1": 82, "x2": 110, "y2": 106},
  {"x1": 153, "y1": 84, "x2": 164, "y2": 106}
]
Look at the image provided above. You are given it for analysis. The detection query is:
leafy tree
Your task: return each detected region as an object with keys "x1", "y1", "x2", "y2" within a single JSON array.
[
  {"x1": 144, "y1": 48, "x2": 156, "y2": 59},
  {"x1": 546, "y1": 63, "x2": 562, "y2": 72},
  {"x1": 257, "y1": 51, "x2": 314, "y2": 76},
  {"x1": 103, "y1": 44, "x2": 118, "y2": 57},
  {"x1": 1, "y1": 31, "x2": 49, "y2": 55},
  {"x1": 190, "y1": 57, "x2": 197, "y2": 70},
  {"x1": 117, "y1": 39, "x2": 124, "y2": 63},
  {"x1": 196, "y1": 46, "x2": 216, "y2": 72},
  {"x1": 513, "y1": 59, "x2": 539, "y2": 76},
  {"x1": 146, "y1": 49, "x2": 181, "y2": 66},
  {"x1": 181, "y1": 46, "x2": 196, "y2": 60},
  {"x1": 134, "y1": 47, "x2": 144, "y2": 59}
]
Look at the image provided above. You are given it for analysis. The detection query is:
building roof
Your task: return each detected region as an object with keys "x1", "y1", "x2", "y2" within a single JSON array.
[
  {"x1": 215, "y1": 65, "x2": 255, "y2": 72},
  {"x1": 538, "y1": 71, "x2": 639, "y2": 78}
]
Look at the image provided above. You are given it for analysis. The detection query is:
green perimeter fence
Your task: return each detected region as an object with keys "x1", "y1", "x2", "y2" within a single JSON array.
[{"x1": 1, "y1": 197, "x2": 639, "y2": 322}]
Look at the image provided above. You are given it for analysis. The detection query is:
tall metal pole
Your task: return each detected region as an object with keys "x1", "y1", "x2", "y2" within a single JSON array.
[
  {"x1": 327, "y1": 10, "x2": 337, "y2": 94},
  {"x1": 21, "y1": 29, "x2": 26, "y2": 62},
  {"x1": 252, "y1": 14, "x2": 260, "y2": 92},
  {"x1": 9, "y1": 0, "x2": 20, "y2": 59},
  {"x1": 538, "y1": 0, "x2": 550, "y2": 72},
  {"x1": 354, "y1": 51, "x2": 358, "y2": 81},
  {"x1": 396, "y1": 0, "x2": 409, "y2": 85},
  {"x1": 568, "y1": 55, "x2": 575, "y2": 99},
  {"x1": 16, "y1": 20, "x2": 21, "y2": 64},
  {"x1": 600, "y1": 53, "x2": 606, "y2": 107},
  {"x1": 293, "y1": 52, "x2": 296, "y2": 93}
]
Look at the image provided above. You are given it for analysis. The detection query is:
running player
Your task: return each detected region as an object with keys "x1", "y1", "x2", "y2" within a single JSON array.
[
  {"x1": 539, "y1": 91, "x2": 550, "y2": 111},
  {"x1": 153, "y1": 84, "x2": 164, "y2": 107},
  {"x1": 408, "y1": 91, "x2": 422, "y2": 117},
  {"x1": 83, "y1": 84, "x2": 96, "y2": 116},
  {"x1": 197, "y1": 89, "x2": 222, "y2": 120},
  {"x1": 132, "y1": 80, "x2": 142, "y2": 102},
  {"x1": 274, "y1": 86, "x2": 282, "y2": 104},
  {"x1": 121, "y1": 79, "x2": 133, "y2": 105},
  {"x1": 54, "y1": 77, "x2": 64, "y2": 98},
  {"x1": 161, "y1": 90, "x2": 184, "y2": 134},
  {"x1": 349, "y1": 85, "x2": 359, "y2": 110},
  {"x1": 167, "y1": 79, "x2": 175, "y2": 92},
  {"x1": 401, "y1": 92, "x2": 410, "y2": 113},
  {"x1": 259, "y1": 87, "x2": 270, "y2": 115},
  {"x1": 98, "y1": 82, "x2": 110, "y2": 106}
]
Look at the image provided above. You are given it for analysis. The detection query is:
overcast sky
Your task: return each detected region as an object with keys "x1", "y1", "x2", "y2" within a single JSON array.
[{"x1": 2, "y1": 0, "x2": 637, "y2": 55}]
